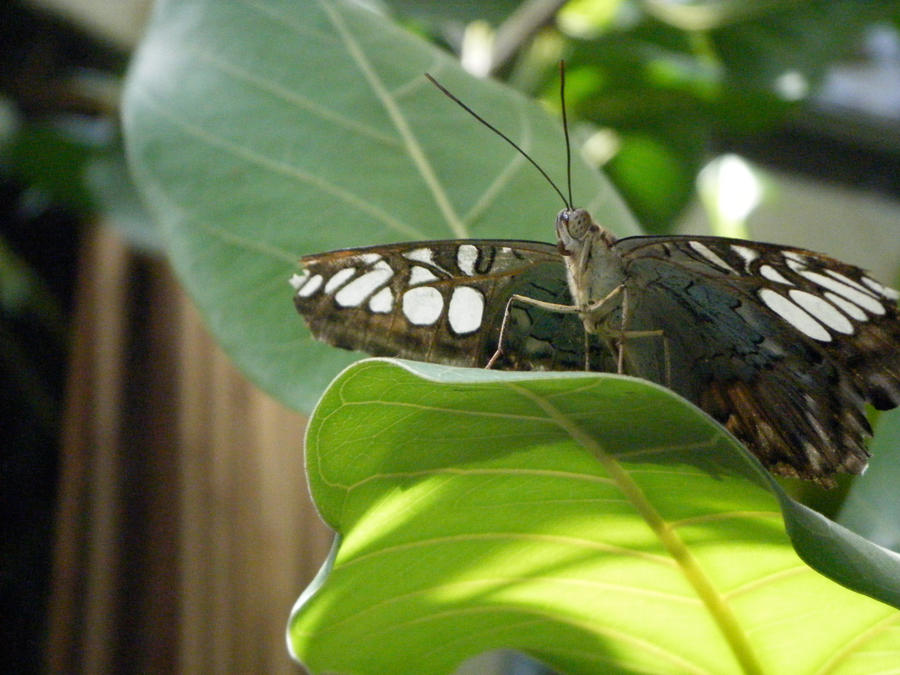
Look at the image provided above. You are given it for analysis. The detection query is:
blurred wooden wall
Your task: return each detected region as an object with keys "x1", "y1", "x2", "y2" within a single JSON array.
[{"x1": 46, "y1": 225, "x2": 332, "y2": 673}]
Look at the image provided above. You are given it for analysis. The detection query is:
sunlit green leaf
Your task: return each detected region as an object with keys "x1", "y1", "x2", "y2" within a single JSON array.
[{"x1": 290, "y1": 360, "x2": 900, "y2": 674}]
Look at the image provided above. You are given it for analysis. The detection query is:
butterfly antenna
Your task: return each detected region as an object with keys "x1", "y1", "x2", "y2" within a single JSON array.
[
  {"x1": 559, "y1": 60, "x2": 574, "y2": 210},
  {"x1": 425, "y1": 72, "x2": 572, "y2": 210}
]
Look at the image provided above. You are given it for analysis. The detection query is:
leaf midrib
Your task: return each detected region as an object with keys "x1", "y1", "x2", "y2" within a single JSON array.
[
  {"x1": 320, "y1": 0, "x2": 470, "y2": 238},
  {"x1": 510, "y1": 381, "x2": 766, "y2": 675}
]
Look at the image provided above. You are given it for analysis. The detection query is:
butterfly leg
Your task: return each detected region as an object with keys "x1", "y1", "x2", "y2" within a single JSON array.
[
  {"x1": 614, "y1": 287, "x2": 670, "y2": 384},
  {"x1": 486, "y1": 293, "x2": 581, "y2": 369},
  {"x1": 616, "y1": 287, "x2": 629, "y2": 374},
  {"x1": 613, "y1": 331, "x2": 672, "y2": 384},
  {"x1": 583, "y1": 330, "x2": 590, "y2": 371},
  {"x1": 573, "y1": 285, "x2": 628, "y2": 372},
  {"x1": 574, "y1": 284, "x2": 628, "y2": 372},
  {"x1": 614, "y1": 289, "x2": 672, "y2": 387}
]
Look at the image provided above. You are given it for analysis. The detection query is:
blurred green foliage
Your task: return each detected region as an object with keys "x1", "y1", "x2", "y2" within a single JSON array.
[{"x1": 388, "y1": 0, "x2": 900, "y2": 231}]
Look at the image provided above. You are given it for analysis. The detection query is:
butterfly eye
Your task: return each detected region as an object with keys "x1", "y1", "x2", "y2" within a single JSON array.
[{"x1": 556, "y1": 208, "x2": 593, "y2": 240}]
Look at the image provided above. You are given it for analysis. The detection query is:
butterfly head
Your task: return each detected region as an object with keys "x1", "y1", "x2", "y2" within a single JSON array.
[{"x1": 556, "y1": 208, "x2": 616, "y2": 256}]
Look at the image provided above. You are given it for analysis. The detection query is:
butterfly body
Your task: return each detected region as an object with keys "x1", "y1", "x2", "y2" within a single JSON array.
[{"x1": 293, "y1": 218, "x2": 899, "y2": 485}]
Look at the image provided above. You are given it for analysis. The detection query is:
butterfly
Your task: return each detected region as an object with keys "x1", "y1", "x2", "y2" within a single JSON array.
[{"x1": 291, "y1": 70, "x2": 900, "y2": 487}]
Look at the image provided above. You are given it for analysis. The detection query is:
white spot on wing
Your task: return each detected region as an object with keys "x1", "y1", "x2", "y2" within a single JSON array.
[
  {"x1": 799, "y1": 270, "x2": 886, "y2": 315},
  {"x1": 788, "y1": 290, "x2": 853, "y2": 334},
  {"x1": 355, "y1": 252, "x2": 382, "y2": 265},
  {"x1": 861, "y1": 276, "x2": 900, "y2": 300},
  {"x1": 825, "y1": 270, "x2": 875, "y2": 296},
  {"x1": 368, "y1": 287, "x2": 393, "y2": 313},
  {"x1": 448, "y1": 287, "x2": 484, "y2": 335},
  {"x1": 689, "y1": 241, "x2": 736, "y2": 273},
  {"x1": 334, "y1": 261, "x2": 394, "y2": 307},
  {"x1": 403, "y1": 248, "x2": 434, "y2": 265},
  {"x1": 402, "y1": 287, "x2": 443, "y2": 325},
  {"x1": 782, "y1": 251, "x2": 807, "y2": 272},
  {"x1": 824, "y1": 292, "x2": 867, "y2": 321},
  {"x1": 324, "y1": 267, "x2": 356, "y2": 294},
  {"x1": 409, "y1": 266, "x2": 439, "y2": 285},
  {"x1": 759, "y1": 264, "x2": 793, "y2": 285},
  {"x1": 297, "y1": 274, "x2": 323, "y2": 298},
  {"x1": 457, "y1": 244, "x2": 479, "y2": 275},
  {"x1": 289, "y1": 271, "x2": 309, "y2": 291},
  {"x1": 730, "y1": 245, "x2": 759, "y2": 270},
  {"x1": 758, "y1": 288, "x2": 831, "y2": 341}
]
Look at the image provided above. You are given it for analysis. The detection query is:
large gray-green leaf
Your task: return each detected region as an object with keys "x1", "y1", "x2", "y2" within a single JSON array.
[
  {"x1": 122, "y1": 0, "x2": 637, "y2": 411},
  {"x1": 290, "y1": 360, "x2": 900, "y2": 675}
]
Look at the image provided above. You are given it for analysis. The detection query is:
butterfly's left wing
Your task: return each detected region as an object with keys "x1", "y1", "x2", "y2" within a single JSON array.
[
  {"x1": 293, "y1": 240, "x2": 615, "y2": 372},
  {"x1": 615, "y1": 235, "x2": 900, "y2": 484}
]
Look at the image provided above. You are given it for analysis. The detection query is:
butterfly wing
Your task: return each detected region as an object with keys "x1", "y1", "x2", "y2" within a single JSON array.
[
  {"x1": 294, "y1": 234, "x2": 898, "y2": 483},
  {"x1": 293, "y1": 240, "x2": 615, "y2": 372},
  {"x1": 615, "y1": 235, "x2": 900, "y2": 484}
]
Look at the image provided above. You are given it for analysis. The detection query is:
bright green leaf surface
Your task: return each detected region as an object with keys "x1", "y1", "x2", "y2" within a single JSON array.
[
  {"x1": 122, "y1": 0, "x2": 637, "y2": 411},
  {"x1": 290, "y1": 360, "x2": 900, "y2": 675}
]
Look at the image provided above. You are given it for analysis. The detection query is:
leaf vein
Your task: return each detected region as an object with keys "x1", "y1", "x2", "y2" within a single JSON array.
[
  {"x1": 815, "y1": 611, "x2": 900, "y2": 674},
  {"x1": 132, "y1": 87, "x2": 426, "y2": 238},
  {"x1": 190, "y1": 47, "x2": 400, "y2": 146},
  {"x1": 508, "y1": 382, "x2": 765, "y2": 675},
  {"x1": 337, "y1": 532, "x2": 675, "y2": 569},
  {"x1": 319, "y1": 0, "x2": 468, "y2": 237}
]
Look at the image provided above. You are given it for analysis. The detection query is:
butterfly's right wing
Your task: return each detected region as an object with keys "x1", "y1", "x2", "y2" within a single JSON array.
[
  {"x1": 292, "y1": 240, "x2": 614, "y2": 371},
  {"x1": 613, "y1": 234, "x2": 900, "y2": 484}
]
